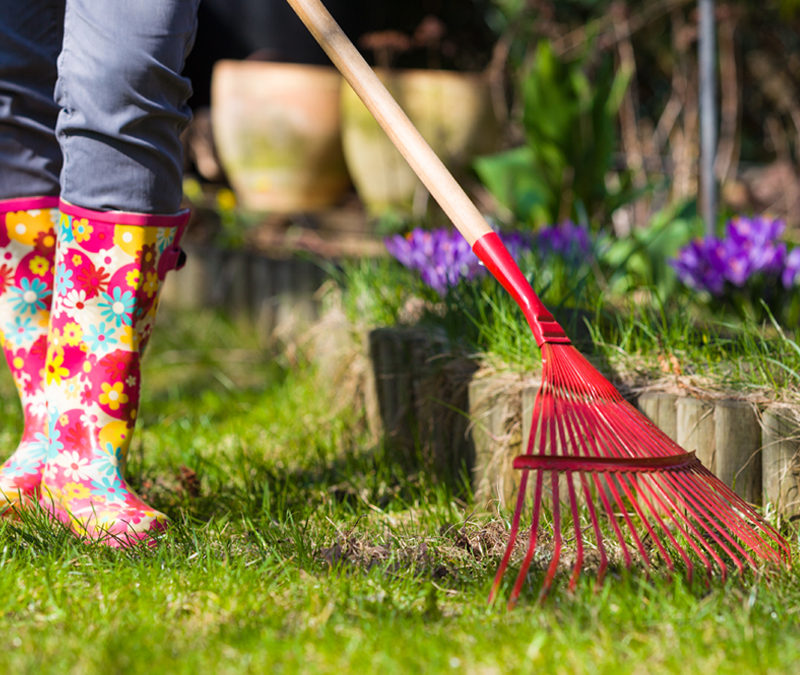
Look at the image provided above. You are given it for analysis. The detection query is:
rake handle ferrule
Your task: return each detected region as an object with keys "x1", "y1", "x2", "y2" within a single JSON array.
[
  {"x1": 513, "y1": 451, "x2": 700, "y2": 473},
  {"x1": 472, "y1": 232, "x2": 571, "y2": 347}
]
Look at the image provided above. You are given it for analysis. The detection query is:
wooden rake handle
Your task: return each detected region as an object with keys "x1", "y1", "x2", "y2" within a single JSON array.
[{"x1": 285, "y1": 0, "x2": 569, "y2": 345}]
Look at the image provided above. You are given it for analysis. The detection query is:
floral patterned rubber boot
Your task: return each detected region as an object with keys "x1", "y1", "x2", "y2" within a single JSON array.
[
  {"x1": 0, "y1": 197, "x2": 59, "y2": 512},
  {"x1": 39, "y1": 201, "x2": 188, "y2": 546}
]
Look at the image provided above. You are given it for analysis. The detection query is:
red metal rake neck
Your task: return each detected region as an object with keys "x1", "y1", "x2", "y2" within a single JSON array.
[{"x1": 472, "y1": 232, "x2": 571, "y2": 347}]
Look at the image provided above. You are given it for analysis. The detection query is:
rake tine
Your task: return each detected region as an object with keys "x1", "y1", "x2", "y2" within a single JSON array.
[
  {"x1": 666, "y1": 471, "x2": 751, "y2": 574},
  {"x1": 565, "y1": 471, "x2": 584, "y2": 592},
  {"x1": 509, "y1": 376, "x2": 559, "y2": 606},
  {"x1": 507, "y1": 468, "x2": 544, "y2": 609},
  {"x1": 600, "y1": 402, "x2": 753, "y2": 573},
  {"x1": 538, "y1": 372, "x2": 563, "y2": 598},
  {"x1": 617, "y1": 472, "x2": 675, "y2": 574},
  {"x1": 540, "y1": 470, "x2": 563, "y2": 599},
  {"x1": 645, "y1": 472, "x2": 720, "y2": 580},
  {"x1": 579, "y1": 472, "x2": 609, "y2": 586},
  {"x1": 489, "y1": 469, "x2": 529, "y2": 606},
  {"x1": 558, "y1": 384, "x2": 609, "y2": 586},
  {"x1": 604, "y1": 470, "x2": 653, "y2": 571},
  {"x1": 551, "y1": 385, "x2": 586, "y2": 591},
  {"x1": 489, "y1": 378, "x2": 547, "y2": 604},
  {"x1": 592, "y1": 471, "x2": 633, "y2": 568},
  {"x1": 700, "y1": 470, "x2": 790, "y2": 562}
]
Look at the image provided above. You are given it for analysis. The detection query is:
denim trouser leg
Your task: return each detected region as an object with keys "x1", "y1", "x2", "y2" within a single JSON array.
[
  {"x1": 0, "y1": 0, "x2": 64, "y2": 200},
  {"x1": 56, "y1": 0, "x2": 200, "y2": 214}
]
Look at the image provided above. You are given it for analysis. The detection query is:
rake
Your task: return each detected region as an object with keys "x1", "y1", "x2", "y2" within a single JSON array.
[{"x1": 285, "y1": 0, "x2": 791, "y2": 605}]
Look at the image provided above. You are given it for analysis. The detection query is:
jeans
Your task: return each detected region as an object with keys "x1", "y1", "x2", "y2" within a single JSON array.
[{"x1": 0, "y1": 0, "x2": 200, "y2": 214}]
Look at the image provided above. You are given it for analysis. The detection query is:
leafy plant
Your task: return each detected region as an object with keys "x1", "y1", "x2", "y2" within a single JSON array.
[
  {"x1": 601, "y1": 201, "x2": 704, "y2": 301},
  {"x1": 474, "y1": 40, "x2": 635, "y2": 229}
]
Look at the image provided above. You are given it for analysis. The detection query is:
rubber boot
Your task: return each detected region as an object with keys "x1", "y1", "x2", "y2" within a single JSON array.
[
  {"x1": 39, "y1": 200, "x2": 187, "y2": 546},
  {"x1": 0, "y1": 197, "x2": 59, "y2": 511}
]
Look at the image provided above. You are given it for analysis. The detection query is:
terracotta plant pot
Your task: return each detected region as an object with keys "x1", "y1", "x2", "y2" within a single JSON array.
[
  {"x1": 211, "y1": 60, "x2": 351, "y2": 213},
  {"x1": 340, "y1": 68, "x2": 500, "y2": 217}
]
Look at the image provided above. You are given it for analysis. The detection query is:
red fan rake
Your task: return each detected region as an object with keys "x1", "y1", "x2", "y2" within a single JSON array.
[
  {"x1": 286, "y1": 0, "x2": 791, "y2": 607},
  {"x1": 474, "y1": 235, "x2": 790, "y2": 606}
]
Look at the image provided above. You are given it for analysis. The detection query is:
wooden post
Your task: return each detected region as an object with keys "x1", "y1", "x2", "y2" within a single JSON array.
[
  {"x1": 638, "y1": 392, "x2": 679, "y2": 442},
  {"x1": 714, "y1": 400, "x2": 761, "y2": 503},
  {"x1": 470, "y1": 375, "x2": 521, "y2": 509},
  {"x1": 762, "y1": 405, "x2": 800, "y2": 517},
  {"x1": 410, "y1": 336, "x2": 477, "y2": 481},
  {"x1": 677, "y1": 397, "x2": 716, "y2": 471},
  {"x1": 368, "y1": 328, "x2": 416, "y2": 462}
]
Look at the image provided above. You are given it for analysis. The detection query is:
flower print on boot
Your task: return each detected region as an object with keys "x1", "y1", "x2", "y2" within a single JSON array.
[
  {"x1": 40, "y1": 201, "x2": 187, "y2": 546},
  {"x1": 0, "y1": 198, "x2": 58, "y2": 512}
]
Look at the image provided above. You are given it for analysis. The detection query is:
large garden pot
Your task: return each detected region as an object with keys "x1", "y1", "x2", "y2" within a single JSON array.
[
  {"x1": 340, "y1": 68, "x2": 500, "y2": 217},
  {"x1": 211, "y1": 60, "x2": 351, "y2": 213}
]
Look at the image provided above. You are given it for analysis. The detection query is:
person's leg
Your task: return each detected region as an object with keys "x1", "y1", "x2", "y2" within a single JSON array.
[
  {"x1": 40, "y1": 0, "x2": 199, "y2": 545},
  {"x1": 0, "y1": 1, "x2": 64, "y2": 509},
  {"x1": 55, "y1": 0, "x2": 198, "y2": 214},
  {"x1": 0, "y1": 0, "x2": 63, "y2": 201}
]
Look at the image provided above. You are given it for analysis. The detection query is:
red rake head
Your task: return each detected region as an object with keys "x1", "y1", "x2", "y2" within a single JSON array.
[
  {"x1": 489, "y1": 342, "x2": 791, "y2": 608},
  {"x1": 470, "y1": 232, "x2": 791, "y2": 609}
]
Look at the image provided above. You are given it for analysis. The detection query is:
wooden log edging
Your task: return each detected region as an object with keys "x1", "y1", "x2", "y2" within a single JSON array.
[
  {"x1": 639, "y1": 394, "x2": 800, "y2": 510},
  {"x1": 310, "y1": 320, "x2": 800, "y2": 517},
  {"x1": 161, "y1": 244, "x2": 328, "y2": 343},
  {"x1": 471, "y1": 386, "x2": 798, "y2": 514},
  {"x1": 368, "y1": 327, "x2": 477, "y2": 482}
]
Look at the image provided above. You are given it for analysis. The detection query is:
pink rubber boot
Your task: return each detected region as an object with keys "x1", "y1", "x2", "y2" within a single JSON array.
[
  {"x1": 39, "y1": 200, "x2": 187, "y2": 546},
  {"x1": 0, "y1": 197, "x2": 59, "y2": 511}
]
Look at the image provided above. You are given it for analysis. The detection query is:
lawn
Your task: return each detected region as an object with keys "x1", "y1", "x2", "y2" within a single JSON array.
[{"x1": 2, "y1": 309, "x2": 800, "y2": 674}]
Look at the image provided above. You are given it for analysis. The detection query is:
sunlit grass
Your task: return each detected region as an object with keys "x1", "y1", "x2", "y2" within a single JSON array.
[{"x1": 2, "y1": 309, "x2": 800, "y2": 673}]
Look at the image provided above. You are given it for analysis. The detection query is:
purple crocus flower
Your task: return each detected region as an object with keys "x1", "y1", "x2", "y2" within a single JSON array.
[
  {"x1": 672, "y1": 215, "x2": 796, "y2": 295},
  {"x1": 725, "y1": 216, "x2": 787, "y2": 278},
  {"x1": 672, "y1": 238, "x2": 727, "y2": 295},
  {"x1": 385, "y1": 227, "x2": 532, "y2": 296},
  {"x1": 727, "y1": 215, "x2": 785, "y2": 247},
  {"x1": 783, "y1": 248, "x2": 800, "y2": 288},
  {"x1": 536, "y1": 221, "x2": 592, "y2": 261}
]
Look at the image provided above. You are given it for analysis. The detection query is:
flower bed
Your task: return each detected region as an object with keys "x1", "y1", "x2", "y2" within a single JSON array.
[{"x1": 314, "y1": 213, "x2": 800, "y2": 520}]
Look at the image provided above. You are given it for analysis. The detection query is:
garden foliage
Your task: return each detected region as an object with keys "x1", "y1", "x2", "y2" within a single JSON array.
[{"x1": 474, "y1": 40, "x2": 635, "y2": 229}]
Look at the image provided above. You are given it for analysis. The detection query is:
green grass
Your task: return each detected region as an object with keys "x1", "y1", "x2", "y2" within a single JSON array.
[
  {"x1": 338, "y1": 254, "x2": 800, "y2": 396},
  {"x1": 3, "y1": 309, "x2": 800, "y2": 673},
  {"x1": 587, "y1": 298, "x2": 800, "y2": 396}
]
